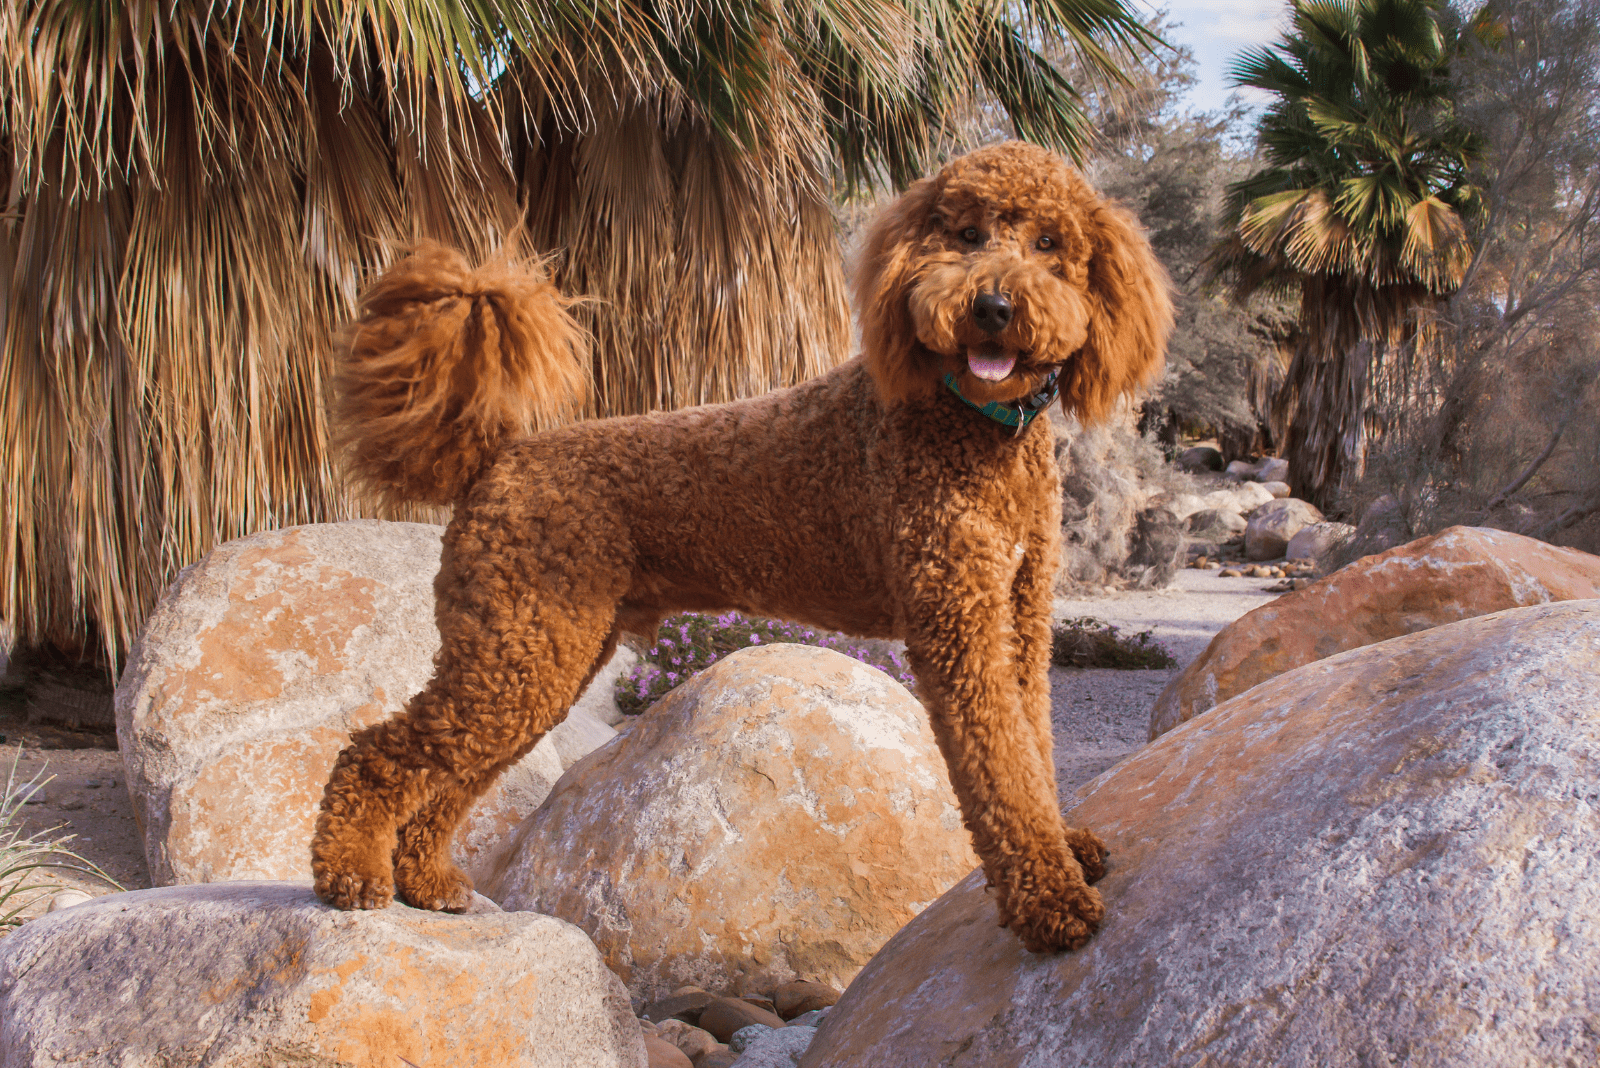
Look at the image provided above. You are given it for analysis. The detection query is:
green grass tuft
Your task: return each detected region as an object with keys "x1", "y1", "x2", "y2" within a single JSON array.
[{"x1": 0, "y1": 747, "x2": 123, "y2": 929}]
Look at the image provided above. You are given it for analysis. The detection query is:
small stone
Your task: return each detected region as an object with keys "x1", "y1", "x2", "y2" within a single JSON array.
[
  {"x1": 729, "y1": 1025, "x2": 774, "y2": 1053},
  {"x1": 644, "y1": 990, "x2": 716, "y2": 1025},
  {"x1": 738, "y1": 995, "x2": 778, "y2": 1016},
  {"x1": 655, "y1": 1019, "x2": 719, "y2": 1062},
  {"x1": 700, "y1": 997, "x2": 785, "y2": 1042},
  {"x1": 46, "y1": 890, "x2": 92, "y2": 912},
  {"x1": 773, "y1": 980, "x2": 840, "y2": 1021},
  {"x1": 644, "y1": 1034, "x2": 693, "y2": 1068},
  {"x1": 786, "y1": 1009, "x2": 830, "y2": 1028},
  {"x1": 1256, "y1": 457, "x2": 1290, "y2": 483},
  {"x1": 1219, "y1": 568, "x2": 1241, "y2": 578},
  {"x1": 727, "y1": 1026, "x2": 818, "y2": 1066}
]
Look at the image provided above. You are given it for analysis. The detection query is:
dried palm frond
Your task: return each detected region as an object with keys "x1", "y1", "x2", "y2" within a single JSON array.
[{"x1": 1, "y1": 0, "x2": 1153, "y2": 664}]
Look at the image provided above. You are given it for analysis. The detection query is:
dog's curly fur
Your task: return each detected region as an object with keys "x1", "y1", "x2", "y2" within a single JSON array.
[{"x1": 311, "y1": 142, "x2": 1172, "y2": 953}]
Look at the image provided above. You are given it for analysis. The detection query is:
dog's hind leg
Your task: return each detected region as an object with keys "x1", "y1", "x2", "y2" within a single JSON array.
[
  {"x1": 312, "y1": 520, "x2": 629, "y2": 912},
  {"x1": 388, "y1": 622, "x2": 625, "y2": 910}
]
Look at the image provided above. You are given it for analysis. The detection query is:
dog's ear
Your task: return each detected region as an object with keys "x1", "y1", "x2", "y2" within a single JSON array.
[
  {"x1": 1058, "y1": 200, "x2": 1173, "y2": 425},
  {"x1": 854, "y1": 177, "x2": 941, "y2": 404}
]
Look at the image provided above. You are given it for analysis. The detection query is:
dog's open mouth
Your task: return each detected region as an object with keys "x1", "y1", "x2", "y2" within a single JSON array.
[{"x1": 966, "y1": 349, "x2": 1016, "y2": 381}]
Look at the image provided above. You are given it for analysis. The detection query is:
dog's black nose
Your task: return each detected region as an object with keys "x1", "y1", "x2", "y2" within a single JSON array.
[{"x1": 971, "y1": 291, "x2": 1013, "y2": 335}]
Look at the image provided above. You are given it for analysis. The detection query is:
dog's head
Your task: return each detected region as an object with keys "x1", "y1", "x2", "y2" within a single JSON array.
[{"x1": 854, "y1": 142, "x2": 1172, "y2": 424}]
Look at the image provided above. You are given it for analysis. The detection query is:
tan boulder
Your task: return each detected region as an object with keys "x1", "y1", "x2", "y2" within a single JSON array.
[
  {"x1": 773, "y1": 980, "x2": 840, "y2": 1020},
  {"x1": 800, "y1": 600, "x2": 1600, "y2": 1067},
  {"x1": 480, "y1": 645, "x2": 979, "y2": 1002},
  {"x1": 1244, "y1": 497, "x2": 1324, "y2": 559},
  {"x1": 1151, "y1": 525, "x2": 1600, "y2": 739},
  {"x1": 0, "y1": 881, "x2": 646, "y2": 1067},
  {"x1": 115, "y1": 521, "x2": 621, "y2": 887}
]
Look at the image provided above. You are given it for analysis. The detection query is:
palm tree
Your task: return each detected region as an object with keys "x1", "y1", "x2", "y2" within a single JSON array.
[
  {"x1": 1210, "y1": 0, "x2": 1482, "y2": 509},
  {"x1": 0, "y1": 0, "x2": 1155, "y2": 664}
]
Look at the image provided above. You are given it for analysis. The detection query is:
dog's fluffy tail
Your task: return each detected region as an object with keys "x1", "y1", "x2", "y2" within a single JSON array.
[{"x1": 335, "y1": 241, "x2": 590, "y2": 507}]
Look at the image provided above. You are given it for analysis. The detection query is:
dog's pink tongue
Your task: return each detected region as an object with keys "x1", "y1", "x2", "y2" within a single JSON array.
[{"x1": 967, "y1": 352, "x2": 1016, "y2": 382}]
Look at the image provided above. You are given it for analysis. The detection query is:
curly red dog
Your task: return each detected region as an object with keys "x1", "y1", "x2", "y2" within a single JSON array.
[{"x1": 311, "y1": 141, "x2": 1171, "y2": 953}]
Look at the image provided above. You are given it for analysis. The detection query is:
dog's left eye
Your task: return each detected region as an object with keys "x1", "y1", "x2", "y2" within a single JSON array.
[
  {"x1": 962, "y1": 227, "x2": 980, "y2": 243},
  {"x1": 1037, "y1": 235, "x2": 1054, "y2": 250}
]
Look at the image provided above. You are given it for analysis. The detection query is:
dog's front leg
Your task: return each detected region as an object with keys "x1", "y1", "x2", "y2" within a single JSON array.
[
  {"x1": 898, "y1": 526, "x2": 1104, "y2": 953},
  {"x1": 1011, "y1": 529, "x2": 1110, "y2": 887}
]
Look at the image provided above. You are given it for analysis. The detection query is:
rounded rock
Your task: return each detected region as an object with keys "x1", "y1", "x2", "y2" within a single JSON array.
[
  {"x1": 802, "y1": 601, "x2": 1600, "y2": 1067},
  {"x1": 481, "y1": 645, "x2": 978, "y2": 1002}
]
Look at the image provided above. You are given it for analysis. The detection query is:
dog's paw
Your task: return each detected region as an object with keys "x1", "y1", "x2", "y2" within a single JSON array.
[
  {"x1": 394, "y1": 855, "x2": 475, "y2": 913},
  {"x1": 1000, "y1": 865, "x2": 1105, "y2": 954},
  {"x1": 314, "y1": 869, "x2": 395, "y2": 911},
  {"x1": 1064, "y1": 826, "x2": 1110, "y2": 884}
]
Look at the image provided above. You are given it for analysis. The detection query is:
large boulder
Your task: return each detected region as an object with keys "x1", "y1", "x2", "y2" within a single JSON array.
[
  {"x1": 116, "y1": 521, "x2": 622, "y2": 887},
  {"x1": 0, "y1": 882, "x2": 646, "y2": 1067},
  {"x1": 1244, "y1": 497, "x2": 1324, "y2": 560},
  {"x1": 480, "y1": 644, "x2": 979, "y2": 1002},
  {"x1": 1150, "y1": 525, "x2": 1600, "y2": 739},
  {"x1": 800, "y1": 600, "x2": 1600, "y2": 1067}
]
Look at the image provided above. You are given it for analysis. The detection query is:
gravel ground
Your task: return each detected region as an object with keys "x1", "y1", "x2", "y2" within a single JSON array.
[
  {"x1": 2, "y1": 568, "x2": 1282, "y2": 919},
  {"x1": 1050, "y1": 568, "x2": 1283, "y2": 807}
]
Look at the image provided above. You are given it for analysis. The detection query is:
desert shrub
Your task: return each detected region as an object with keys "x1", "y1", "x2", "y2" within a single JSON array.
[
  {"x1": 1050, "y1": 617, "x2": 1176, "y2": 670},
  {"x1": 1328, "y1": 0, "x2": 1600, "y2": 553},
  {"x1": 0, "y1": 749, "x2": 121, "y2": 927},
  {"x1": 616, "y1": 612, "x2": 916, "y2": 715}
]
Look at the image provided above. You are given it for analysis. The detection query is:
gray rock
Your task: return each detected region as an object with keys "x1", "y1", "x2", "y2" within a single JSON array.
[
  {"x1": 1176, "y1": 446, "x2": 1223, "y2": 473},
  {"x1": 1256, "y1": 457, "x2": 1289, "y2": 483},
  {"x1": 1244, "y1": 498, "x2": 1325, "y2": 560},
  {"x1": 799, "y1": 601, "x2": 1600, "y2": 1068},
  {"x1": 1199, "y1": 482, "x2": 1275, "y2": 517},
  {"x1": 1224, "y1": 458, "x2": 1262, "y2": 481},
  {"x1": 0, "y1": 881, "x2": 646, "y2": 1067},
  {"x1": 1258, "y1": 480, "x2": 1292, "y2": 498},
  {"x1": 1285, "y1": 520, "x2": 1356, "y2": 562},
  {"x1": 1185, "y1": 508, "x2": 1247, "y2": 537},
  {"x1": 733, "y1": 1027, "x2": 817, "y2": 1067},
  {"x1": 730, "y1": 1025, "x2": 776, "y2": 1053}
]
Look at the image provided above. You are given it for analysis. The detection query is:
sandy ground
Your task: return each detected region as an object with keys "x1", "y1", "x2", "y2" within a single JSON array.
[
  {"x1": 4, "y1": 567, "x2": 1281, "y2": 920},
  {"x1": 1049, "y1": 568, "x2": 1283, "y2": 808}
]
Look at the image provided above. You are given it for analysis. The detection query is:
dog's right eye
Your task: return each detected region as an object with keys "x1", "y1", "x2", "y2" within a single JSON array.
[{"x1": 961, "y1": 227, "x2": 980, "y2": 243}]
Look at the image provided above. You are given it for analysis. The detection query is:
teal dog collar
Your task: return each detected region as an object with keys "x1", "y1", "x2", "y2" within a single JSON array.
[{"x1": 942, "y1": 368, "x2": 1062, "y2": 437}]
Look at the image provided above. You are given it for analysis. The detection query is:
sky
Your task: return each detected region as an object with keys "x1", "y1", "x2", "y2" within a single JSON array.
[{"x1": 1143, "y1": 0, "x2": 1292, "y2": 115}]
